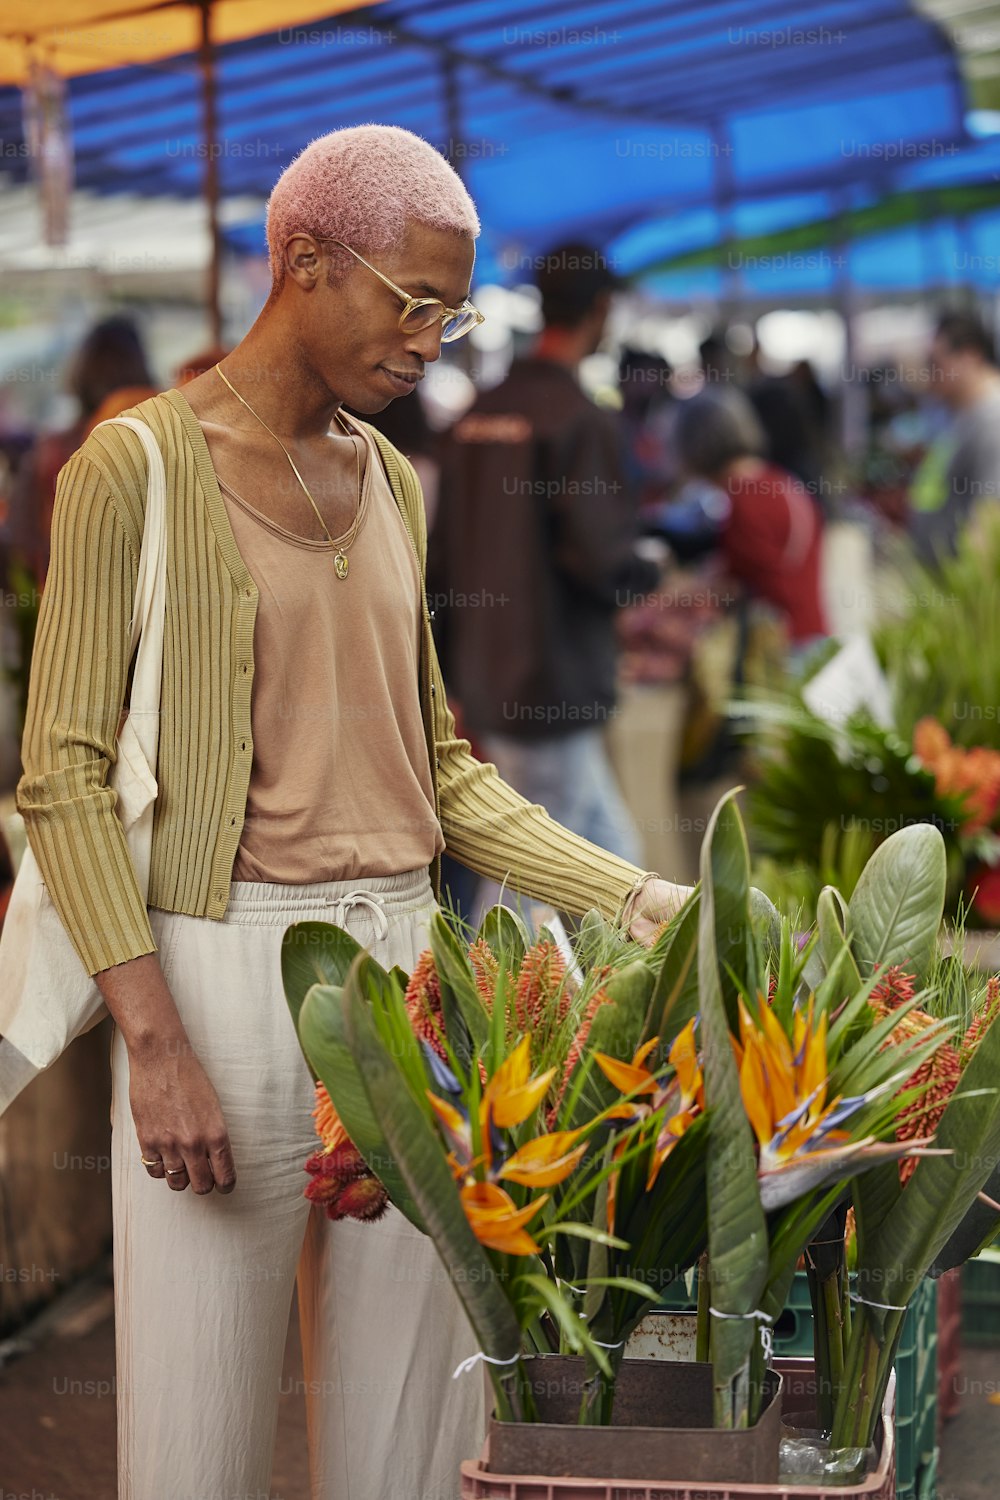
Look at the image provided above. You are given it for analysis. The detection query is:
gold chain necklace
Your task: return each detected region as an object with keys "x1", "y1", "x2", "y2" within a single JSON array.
[{"x1": 215, "y1": 364, "x2": 362, "y2": 579}]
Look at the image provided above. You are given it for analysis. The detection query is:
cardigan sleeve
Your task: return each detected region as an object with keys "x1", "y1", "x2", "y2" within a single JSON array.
[
  {"x1": 16, "y1": 450, "x2": 158, "y2": 976},
  {"x1": 428, "y1": 632, "x2": 651, "y2": 920}
]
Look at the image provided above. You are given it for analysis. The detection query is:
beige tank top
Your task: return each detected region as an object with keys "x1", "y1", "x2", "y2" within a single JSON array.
[{"x1": 219, "y1": 417, "x2": 444, "y2": 883}]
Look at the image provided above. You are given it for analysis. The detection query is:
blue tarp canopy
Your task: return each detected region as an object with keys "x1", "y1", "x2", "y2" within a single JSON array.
[
  {"x1": 0, "y1": 0, "x2": 975, "y2": 284},
  {"x1": 612, "y1": 134, "x2": 1000, "y2": 299}
]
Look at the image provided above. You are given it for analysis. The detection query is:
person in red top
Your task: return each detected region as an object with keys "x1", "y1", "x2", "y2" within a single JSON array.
[{"x1": 672, "y1": 388, "x2": 828, "y2": 645}]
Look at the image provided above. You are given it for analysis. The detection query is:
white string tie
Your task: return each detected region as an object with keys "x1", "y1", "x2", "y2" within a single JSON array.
[
  {"x1": 324, "y1": 890, "x2": 389, "y2": 942},
  {"x1": 452, "y1": 1349, "x2": 521, "y2": 1380},
  {"x1": 709, "y1": 1306, "x2": 774, "y2": 1362},
  {"x1": 849, "y1": 1291, "x2": 909, "y2": 1312}
]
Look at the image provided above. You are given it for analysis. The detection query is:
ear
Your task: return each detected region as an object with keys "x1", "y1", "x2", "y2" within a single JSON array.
[{"x1": 283, "y1": 233, "x2": 324, "y2": 292}]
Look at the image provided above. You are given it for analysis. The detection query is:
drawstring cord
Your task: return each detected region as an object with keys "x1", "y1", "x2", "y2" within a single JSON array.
[{"x1": 323, "y1": 889, "x2": 390, "y2": 942}]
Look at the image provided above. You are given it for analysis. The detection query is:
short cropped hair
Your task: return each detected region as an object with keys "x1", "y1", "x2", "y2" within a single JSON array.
[
  {"x1": 674, "y1": 389, "x2": 767, "y2": 478},
  {"x1": 265, "y1": 124, "x2": 480, "y2": 286},
  {"x1": 935, "y1": 310, "x2": 996, "y2": 366}
]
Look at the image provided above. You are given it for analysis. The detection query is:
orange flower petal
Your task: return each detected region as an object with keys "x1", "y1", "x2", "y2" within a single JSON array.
[
  {"x1": 499, "y1": 1130, "x2": 588, "y2": 1186},
  {"x1": 594, "y1": 1051, "x2": 658, "y2": 1096}
]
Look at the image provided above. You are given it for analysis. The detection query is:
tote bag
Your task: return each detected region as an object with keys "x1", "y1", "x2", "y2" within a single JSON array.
[{"x1": 0, "y1": 416, "x2": 168, "y2": 1114}]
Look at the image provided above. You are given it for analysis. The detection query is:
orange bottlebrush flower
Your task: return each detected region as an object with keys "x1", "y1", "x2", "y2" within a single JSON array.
[
  {"x1": 404, "y1": 949, "x2": 448, "y2": 1060},
  {"x1": 869, "y1": 965, "x2": 917, "y2": 1012},
  {"x1": 515, "y1": 940, "x2": 569, "y2": 1031},
  {"x1": 894, "y1": 1044, "x2": 962, "y2": 1183},
  {"x1": 313, "y1": 1080, "x2": 349, "y2": 1154},
  {"x1": 460, "y1": 1179, "x2": 549, "y2": 1255},
  {"x1": 960, "y1": 976, "x2": 1000, "y2": 1066},
  {"x1": 469, "y1": 938, "x2": 501, "y2": 1008},
  {"x1": 547, "y1": 973, "x2": 614, "y2": 1128},
  {"x1": 871, "y1": 970, "x2": 965, "y2": 1184},
  {"x1": 499, "y1": 1129, "x2": 588, "y2": 1187}
]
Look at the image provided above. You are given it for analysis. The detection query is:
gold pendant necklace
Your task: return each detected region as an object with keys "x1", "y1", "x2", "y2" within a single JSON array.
[{"x1": 215, "y1": 365, "x2": 362, "y2": 576}]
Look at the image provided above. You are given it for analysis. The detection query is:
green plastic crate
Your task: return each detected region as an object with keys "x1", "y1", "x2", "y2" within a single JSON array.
[
  {"x1": 961, "y1": 1248, "x2": 1000, "y2": 1345},
  {"x1": 660, "y1": 1271, "x2": 938, "y2": 1499}
]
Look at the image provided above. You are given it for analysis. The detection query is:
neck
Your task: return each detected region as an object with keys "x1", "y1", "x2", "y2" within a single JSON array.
[
  {"x1": 534, "y1": 325, "x2": 589, "y2": 369},
  {"x1": 219, "y1": 307, "x2": 343, "y2": 442}
]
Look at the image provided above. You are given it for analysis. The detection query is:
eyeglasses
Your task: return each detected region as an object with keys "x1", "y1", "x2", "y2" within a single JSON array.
[{"x1": 324, "y1": 239, "x2": 485, "y2": 343}]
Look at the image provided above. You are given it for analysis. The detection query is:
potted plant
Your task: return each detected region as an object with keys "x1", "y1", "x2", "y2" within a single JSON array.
[{"x1": 280, "y1": 792, "x2": 997, "y2": 1491}]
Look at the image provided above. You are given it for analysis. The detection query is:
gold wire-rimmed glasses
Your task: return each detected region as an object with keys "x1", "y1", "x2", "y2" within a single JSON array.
[{"x1": 321, "y1": 238, "x2": 485, "y2": 342}]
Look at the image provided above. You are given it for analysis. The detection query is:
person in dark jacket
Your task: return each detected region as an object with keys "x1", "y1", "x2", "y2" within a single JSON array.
[{"x1": 428, "y1": 243, "x2": 659, "y2": 864}]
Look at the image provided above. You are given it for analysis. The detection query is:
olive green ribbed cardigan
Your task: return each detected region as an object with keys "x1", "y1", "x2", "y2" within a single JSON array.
[{"x1": 16, "y1": 387, "x2": 647, "y2": 977}]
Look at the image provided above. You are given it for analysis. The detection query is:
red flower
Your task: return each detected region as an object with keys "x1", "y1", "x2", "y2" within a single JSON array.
[
  {"x1": 968, "y1": 864, "x2": 1000, "y2": 927},
  {"x1": 331, "y1": 1175, "x2": 390, "y2": 1222},
  {"x1": 515, "y1": 940, "x2": 569, "y2": 1031},
  {"x1": 404, "y1": 949, "x2": 448, "y2": 1060}
]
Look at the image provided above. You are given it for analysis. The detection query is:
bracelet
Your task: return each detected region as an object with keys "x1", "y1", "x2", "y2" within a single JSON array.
[{"x1": 619, "y1": 872, "x2": 661, "y2": 930}]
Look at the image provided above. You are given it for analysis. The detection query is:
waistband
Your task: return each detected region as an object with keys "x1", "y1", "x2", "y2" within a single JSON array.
[{"x1": 220, "y1": 867, "x2": 434, "y2": 926}]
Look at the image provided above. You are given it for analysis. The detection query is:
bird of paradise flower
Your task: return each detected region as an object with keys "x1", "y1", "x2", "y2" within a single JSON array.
[
  {"x1": 426, "y1": 1035, "x2": 592, "y2": 1254},
  {"x1": 592, "y1": 999, "x2": 936, "y2": 1221}
]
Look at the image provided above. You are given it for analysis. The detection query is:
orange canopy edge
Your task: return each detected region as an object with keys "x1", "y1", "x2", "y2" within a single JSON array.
[{"x1": 0, "y1": 0, "x2": 385, "y2": 85}]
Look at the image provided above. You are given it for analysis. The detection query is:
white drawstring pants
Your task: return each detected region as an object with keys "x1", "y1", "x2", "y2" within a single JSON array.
[{"x1": 110, "y1": 869, "x2": 485, "y2": 1500}]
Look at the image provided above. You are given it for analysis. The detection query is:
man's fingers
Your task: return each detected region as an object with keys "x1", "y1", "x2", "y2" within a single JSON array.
[
  {"x1": 209, "y1": 1140, "x2": 238, "y2": 1194},
  {"x1": 161, "y1": 1153, "x2": 190, "y2": 1191}
]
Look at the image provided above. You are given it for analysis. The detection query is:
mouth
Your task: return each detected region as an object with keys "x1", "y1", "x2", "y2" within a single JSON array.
[{"x1": 379, "y1": 366, "x2": 422, "y2": 394}]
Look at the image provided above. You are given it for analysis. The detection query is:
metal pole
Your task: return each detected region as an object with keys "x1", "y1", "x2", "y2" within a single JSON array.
[{"x1": 197, "y1": 0, "x2": 223, "y2": 345}]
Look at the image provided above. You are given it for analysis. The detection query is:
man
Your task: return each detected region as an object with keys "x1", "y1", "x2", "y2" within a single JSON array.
[
  {"x1": 429, "y1": 243, "x2": 659, "y2": 868},
  {"x1": 16, "y1": 127, "x2": 684, "y2": 1500},
  {"x1": 910, "y1": 310, "x2": 1000, "y2": 560}
]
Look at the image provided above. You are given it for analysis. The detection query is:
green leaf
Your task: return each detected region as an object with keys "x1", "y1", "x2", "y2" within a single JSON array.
[
  {"x1": 860, "y1": 1005, "x2": 1000, "y2": 1319},
  {"x1": 519, "y1": 1273, "x2": 613, "y2": 1375},
  {"x1": 478, "y1": 904, "x2": 529, "y2": 967},
  {"x1": 699, "y1": 792, "x2": 768, "y2": 1425},
  {"x1": 642, "y1": 891, "x2": 701, "y2": 1048},
  {"x1": 429, "y1": 910, "x2": 489, "y2": 1057},
  {"x1": 848, "y1": 824, "x2": 947, "y2": 984},
  {"x1": 281, "y1": 921, "x2": 364, "y2": 1080},
  {"x1": 338, "y1": 955, "x2": 523, "y2": 1372},
  {"x1": 931, "y1": 1159, "x2": 1000, "y2": 1273},
  {"x1": 562, "y1": 960, "x2": 654, "y2": 1130},
  {"x1": 298, "y1": 982, "x2": 425, "y2": 1231}
]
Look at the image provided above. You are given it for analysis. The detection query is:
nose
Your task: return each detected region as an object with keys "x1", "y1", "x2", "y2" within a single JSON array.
[{"x1": 405, "y1": 320, "x2": 444, "y2": 365}]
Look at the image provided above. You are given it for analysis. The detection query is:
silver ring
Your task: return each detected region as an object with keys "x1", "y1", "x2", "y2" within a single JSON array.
[{"x1": 165, "y1": 1167, "x2": 186, "y2": 1176}]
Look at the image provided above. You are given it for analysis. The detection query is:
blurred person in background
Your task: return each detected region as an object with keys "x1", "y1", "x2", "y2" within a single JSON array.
[
  {"x1": 12, "y1": 315, "x2": 157, "y2": 583},
  {"x1": 909, "y1": 310, "x2": 1000, "y2": 561},
  {"x1": 429, "y1": 241, "x2": 660, "y2": 871},
  {"x1": 669, "y1": 388, "x2": 827, "y2": 652},
  {"x1": 617, "y1": 346, "x2": 680, "y2": 506}
]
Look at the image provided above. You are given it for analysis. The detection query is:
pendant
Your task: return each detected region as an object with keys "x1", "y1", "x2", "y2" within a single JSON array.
[{"x1": 334, "y1": 550, "x2": 349, "y2": 580}]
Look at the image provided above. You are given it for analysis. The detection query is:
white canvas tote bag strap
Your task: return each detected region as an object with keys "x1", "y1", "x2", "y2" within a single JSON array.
[{"x1": 0, "y1": 414, "x2": 167, "y2": 1111}]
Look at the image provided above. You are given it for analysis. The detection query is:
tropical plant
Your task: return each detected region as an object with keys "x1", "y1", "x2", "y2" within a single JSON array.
[{"x1": 281, "y1": 798, "x2": 996, "y2": 1457}]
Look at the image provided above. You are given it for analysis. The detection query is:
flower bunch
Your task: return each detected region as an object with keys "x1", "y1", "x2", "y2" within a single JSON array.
[{"x1": 913, "y1": 717, "x2": 1000, "y2": 835}]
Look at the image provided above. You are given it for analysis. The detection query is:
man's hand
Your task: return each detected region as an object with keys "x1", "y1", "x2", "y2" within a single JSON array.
[{"x1": 625, "y1": 877, "x2": 694, "y2": 946}]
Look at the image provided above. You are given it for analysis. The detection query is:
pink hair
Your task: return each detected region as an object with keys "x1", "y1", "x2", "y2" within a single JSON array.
[{"x1": 265, "y1": 124, "x2": 480, "y2": 284}]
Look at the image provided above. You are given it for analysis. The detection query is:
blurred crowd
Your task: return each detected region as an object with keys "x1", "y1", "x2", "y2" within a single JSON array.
[{"x1": 1, "y1": 272, "x2": 998, "y2": 912}]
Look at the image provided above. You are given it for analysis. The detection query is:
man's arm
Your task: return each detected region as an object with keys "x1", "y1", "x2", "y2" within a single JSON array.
[
  {"x1": 16, "y1": 448, "x2": 158, "y2": 975},
  {"x1": 428, "y1": 627, "x2": 651, "y2": 919}
]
